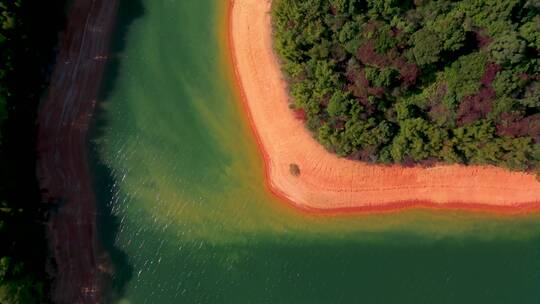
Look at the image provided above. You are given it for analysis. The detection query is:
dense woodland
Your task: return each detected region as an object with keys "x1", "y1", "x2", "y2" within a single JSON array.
[
  {"x1": 272, "y1": 0, "x2": 540, "y2": 177},
  {"x1": 0, "y1": 0, "x2": 66, "y2": 302}
]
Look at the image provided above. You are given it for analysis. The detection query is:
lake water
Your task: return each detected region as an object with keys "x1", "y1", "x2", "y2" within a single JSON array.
[{"x1": 92, "y1": 0, "x2": 540, "y2": 303}]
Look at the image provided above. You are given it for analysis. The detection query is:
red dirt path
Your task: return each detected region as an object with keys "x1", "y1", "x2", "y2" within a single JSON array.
[{"x1": 37, "y1": 1, "x2": 119, "y2": 303}]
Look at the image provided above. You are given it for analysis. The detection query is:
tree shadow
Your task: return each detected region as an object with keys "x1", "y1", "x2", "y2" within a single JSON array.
[{"x1": 87, "y1": 0, "x2": 145, "y2": 301}]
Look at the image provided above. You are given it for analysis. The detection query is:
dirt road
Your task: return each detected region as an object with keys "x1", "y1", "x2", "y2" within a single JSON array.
[{"x1": 37, "y1": 0, "x2": 119, "y2": 302}]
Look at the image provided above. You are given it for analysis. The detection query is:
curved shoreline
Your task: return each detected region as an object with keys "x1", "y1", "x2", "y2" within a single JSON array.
[
  {"x1": 37, "y1": 1, "x2": 118, "y2": 302},
  {"x1": 228, "y1": 0, "x2": 540, "y2": 214}
]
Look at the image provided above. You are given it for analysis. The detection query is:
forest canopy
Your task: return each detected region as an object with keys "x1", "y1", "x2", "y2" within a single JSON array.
[
  {"x1": 271, "y1": 0, "x2": 540, "y2": 178},
  {"x1": 1, "y1": 0, "x2": 66, "y2": 302}
]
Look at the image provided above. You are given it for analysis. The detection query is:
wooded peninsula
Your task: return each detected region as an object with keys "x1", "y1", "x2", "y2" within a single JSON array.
[{"x1": 272, "y1": 0, "x2": 540, "y2": 177}]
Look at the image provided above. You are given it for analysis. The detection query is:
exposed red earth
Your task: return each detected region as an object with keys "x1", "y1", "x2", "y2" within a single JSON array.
[
  {"x1": 37, "y1": 0, "x2": 118, "y2": 302},
  {"x1": 228, "y1": 0, "x2": 540, "y2": 215}
]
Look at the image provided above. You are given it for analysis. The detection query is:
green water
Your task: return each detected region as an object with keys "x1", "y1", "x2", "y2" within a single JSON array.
[{"x1": 94, "y1": 0, "x2": 540, "y2": 303}]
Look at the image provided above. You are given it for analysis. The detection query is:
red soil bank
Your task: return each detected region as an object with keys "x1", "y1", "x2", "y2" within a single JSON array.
[
  {"x1": 37, "y1": 1, "x2": 118, "y2": 302},
  {"x1": 228, "y1": 0, "x2": 540, "y2": 214}
]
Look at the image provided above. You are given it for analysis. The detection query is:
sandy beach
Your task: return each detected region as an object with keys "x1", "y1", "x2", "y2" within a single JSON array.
[{"x1": 229, "y1": 0, "x2": 540, "y2": 213}]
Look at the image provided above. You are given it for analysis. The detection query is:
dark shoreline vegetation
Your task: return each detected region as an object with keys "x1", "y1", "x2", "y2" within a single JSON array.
[
  {"x1": 0, "y1": 0, "x2": 66, "y2": 302},
  {"x1": 272, "y1": 0, "x2": 540, "y2": 178},
  {"x1": 90, "y1": 0, "x2": 145, "y2": 299}
]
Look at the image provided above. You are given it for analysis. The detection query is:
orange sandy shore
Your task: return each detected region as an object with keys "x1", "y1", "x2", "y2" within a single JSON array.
[{"x1": 229, "y1": 0, "x2": 540, "y2": 214}]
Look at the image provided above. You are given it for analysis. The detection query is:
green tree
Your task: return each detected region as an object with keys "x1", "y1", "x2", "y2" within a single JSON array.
[
  {"x1": 432, "y1": 11, "x2": 467, "y2": 52},
  {"x1": 489, "y1": 31, "x2": 526, "y2": 66},
  {"x1": 390, "y1": 118, "x2": 447, "y2": 161},
  {"x1": 365, "y1": 66, "x2": 398, "y2": 88},
  {"x1": 408, "y1": 28, "x2": 443, "y2": 66},
  {"x1": 519, "y1": 16, "x2": 540, "y2": 49},
  {"x1": 520, "y1": 82, "x2": 540, "y2": 108},
  {"x1": 444, "y1": 52, "x2": 487, "y2": 104},
  {"x1": 327, "y1": 91, "x2": 351, "y2": 117},
  {"x1": 367, "y1": 0, "x2": 407, "y2": 20},
  {"x1": 374, "y1": 25, "x2": 397, "y2": 53},
  {"x1": 489, "y1": 96, "x2": 517, "y2": 120}
]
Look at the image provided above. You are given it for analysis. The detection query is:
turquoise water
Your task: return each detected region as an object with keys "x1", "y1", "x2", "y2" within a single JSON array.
[{"x1": 93, "y1": 0, "x2": 540, "y2": 303}]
